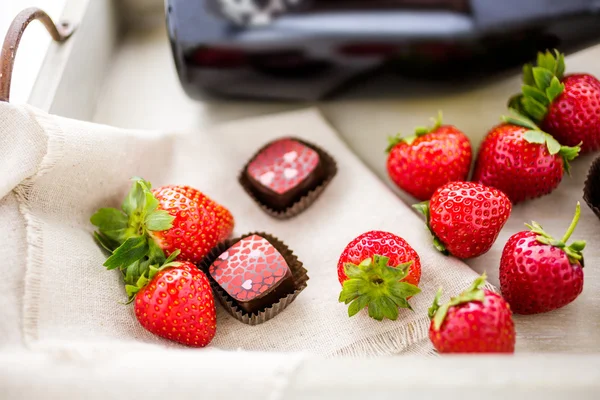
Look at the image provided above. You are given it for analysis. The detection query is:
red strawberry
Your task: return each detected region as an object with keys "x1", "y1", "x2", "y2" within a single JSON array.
[
  {"x1": 413, "y1": 181, "x2": 511, "y2": 258},
  {"x1": 149, "y1": 185, "x2": 234, "y2": 262},
  {"x1": 510, "y1": 49, "x2": 600, "y2": 153},
  {"x1": 337, "y1": 231, "x2": 422, "y2": 321},
  {"x1": 386, "y1": 113, "x2": 472, "y2": 201},
  {"x1": 91, "y1": 177, "x2": 234, "y2": 268},
  {"x1": 500, "y1": 202, "x2": 585, "y2": 315},
  {"x1": 428, "y1": 274, "x2": 515, "y2": 353},
  {"x1": 472, "y1": 112, "x2": 580, "y2": 204},
  {"x1": 132, "y1": 261, "x2": 217, "y2": 347}
]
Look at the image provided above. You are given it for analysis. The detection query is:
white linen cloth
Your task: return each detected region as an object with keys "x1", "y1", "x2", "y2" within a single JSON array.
[{"x1": 0, "y1": 102, "x2": 487, "y2": 359}]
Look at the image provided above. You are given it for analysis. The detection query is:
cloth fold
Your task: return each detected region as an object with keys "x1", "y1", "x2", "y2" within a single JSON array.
[{"x1": 0, "y1": 101, "x2": 485, "y2": 356}]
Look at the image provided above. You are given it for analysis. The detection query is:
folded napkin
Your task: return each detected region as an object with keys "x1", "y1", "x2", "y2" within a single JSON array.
[{"x1": 0, "y1": 102, "x2": 485, "y2": 356}]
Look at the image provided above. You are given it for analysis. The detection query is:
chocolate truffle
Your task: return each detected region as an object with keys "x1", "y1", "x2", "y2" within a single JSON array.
[
  {"x1": 209, "y1": 234, "x2": 296, "y2": 314},
  {"x1": 245, "y1": 138, "x2": 326, "y2": 211}
]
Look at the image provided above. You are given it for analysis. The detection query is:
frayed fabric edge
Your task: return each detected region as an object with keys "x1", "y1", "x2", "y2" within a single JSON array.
[
  {"x1": 14, "y1": 107, "x2": 66, "y2": 344},
  {"x1": 326, "y1": 315, "x2": 435, "y2": 358}
]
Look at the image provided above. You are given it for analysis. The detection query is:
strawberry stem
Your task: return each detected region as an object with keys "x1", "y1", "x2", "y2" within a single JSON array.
[
  {"x1": 385, "y1": 111, "x2": 443, "y2": 152},
  {"x1": 561, "y1": 202, "x2": 581, "y2": 243},
  {"x1": 429, "y1": 273, "x2": 487, "y2": 331},
  {"x1": 412, "y1": 201, "x2": 449, "y2": 255},
  {"x1": 526, "y1": 202, "x2": 585, "y2": 264}
]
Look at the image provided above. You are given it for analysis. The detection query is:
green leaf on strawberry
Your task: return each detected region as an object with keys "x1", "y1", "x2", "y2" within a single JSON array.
[
  {"x1": 104, "y1": 236, "x2": 149, "y2": 271},
  {"x1": 533, "y1": 67, "x2": 553, "y2": 90},
  {"x1": 124, "y1": 260, "x2": 143, "y2": 285},
  {"x1": 338, "y1": 255, "x2": 420, "y2": 321},
  {"x1": 503, "y1": 109, "x2": 580, "y2": 174},
  {"x1": 147, "y1": 236, "x2": 166, "y2": 265},
  {"x1": 386, "y1": 111, "x2": 443, "y2": 151},
  {"x1": 508, "y1": 49, "x2": 566, "y2": 124},
  {"x1": 546, "y1": 76, "x2": 564, "y2": 102},
  {"x1": 429, "y1": 273, "x2": 487, "y2": 331},
  {"x1": 93, "y1": 231, "x2": 121, "y2": 254},
  {"x1": 145, "y1": 210, "x2": 173, "y2": 231},
  {"x1": 123, "y1": 250, "x2": 181, "y2": 301},
  {"x1": 91, "y1": 177, "x2": 176, "y2": 279},
  {"x1": 522, "y1": 85, "x2": 549, "y2": 106},
  {"x1": 90, "y1": 208, "x2": 129, "y2": 242},
  {"x1": 523, "y1": 63, "x2": 535, "y2": 86},
  {"x1": 122, "y1": 177, "x2": 149, "y2": 216},
  {"x1": 412, "y1": 201, "x2": 448, "y2": 255}
]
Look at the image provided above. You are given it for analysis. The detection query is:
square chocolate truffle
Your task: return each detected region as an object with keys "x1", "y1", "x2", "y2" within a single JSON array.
[
  {"x1": 244, "y1": 138, "x2": 328, "y2": 211},
  {"x1": 209, "y1": 234, "x2": 296, "y2": 314}
]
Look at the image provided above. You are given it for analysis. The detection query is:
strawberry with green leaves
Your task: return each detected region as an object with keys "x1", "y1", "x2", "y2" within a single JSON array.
[
  {"x1": 510, "y1": 49, "x2": 600, "y2": 153},
  {"x1": 337, "y1": 231, "x2": 421, "y2": 321},
  {"x1": 429, "y1": 274, "x2": 515, "y2": 353},
  {"x1": 500, "y1": 202, "x2": 585, "y2": 315},
  {"x1": 133, "y1": 260, "x2": 217, "y2": 347},
  {"x1": 91, "y1": 177, "x2": 227, "y2": 347},
  {"x1": 472, "y1": 111, "x2": 580, "y2": 204},
  {"x1": 97, "y1": 244, "x2": 217, "y2": 347},
  {"x1": 386, "y1": 113, "x2": 472, "y2": 201},
  {"x1": 91, "y1": 177, "x2": 234, "y2": 271},
  {"x1": 414, "y1": 181, "x2": 511, "y2": 259}
]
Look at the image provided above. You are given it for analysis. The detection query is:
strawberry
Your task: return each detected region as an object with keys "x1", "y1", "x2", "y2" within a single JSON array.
[
  {"x1": 132, "y1": 261, "x2": 216, "y2": 347},
  {"x1": 472, "y1": 111, "x2": 580, "y2": 204},
  {"x1": 413, "y1": 181, "x2": 511, "y2": 259},
  {"x1": 500, "y1": 202, "x2": 585, "y2": 315},
  {"x1": 91, "y1": 177, "x2": 234, "y2": 268},
  {"x1": 148, "y1": 185, "x2": 234, "y2": 263},
  {"x1": 428, "y1": 274, "x2": 516, "y2": 353},
  {"x1": 510, "y1": 49, "x2": 600, "y2": 153},
  {"x1": 337, "y1": 231, "x2": 421, "y2": 321},
  {"x1": 386, "y1": 112, "x2": 472, "y2": 201}
]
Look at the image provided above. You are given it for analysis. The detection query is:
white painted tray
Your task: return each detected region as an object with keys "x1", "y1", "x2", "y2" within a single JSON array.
[{"x1": 11, "y1": 0, "x2": 600, "y2": 397}]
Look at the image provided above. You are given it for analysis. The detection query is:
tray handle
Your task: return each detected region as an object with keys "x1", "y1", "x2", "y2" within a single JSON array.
[{"x1": 0, "y1": 7, "x2": 74, "y2": 103}]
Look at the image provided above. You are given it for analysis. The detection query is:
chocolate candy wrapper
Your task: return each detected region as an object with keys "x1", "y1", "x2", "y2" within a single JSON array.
[
  {"x1": 584, "y1": 155, "x2": 600, "y2": 220},
  {"x1": 200, "y1": 232, "x2": 309, "y2": 325}
]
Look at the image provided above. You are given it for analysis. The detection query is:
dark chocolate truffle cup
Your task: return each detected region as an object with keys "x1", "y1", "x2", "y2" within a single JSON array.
[
  {"x1": 199, "y1": 232, "x2": 309, "y2": 325},
  {"x1": 583, "y1": 155, "x2": 600, "y2": 219},
  {"x1": 239, "y1": 138, "x2": 337, "y2": 220}
]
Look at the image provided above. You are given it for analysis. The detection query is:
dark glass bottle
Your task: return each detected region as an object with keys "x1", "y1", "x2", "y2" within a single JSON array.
[{"x1": 166, "y1": 0, "x2": 600, "y2": 100}]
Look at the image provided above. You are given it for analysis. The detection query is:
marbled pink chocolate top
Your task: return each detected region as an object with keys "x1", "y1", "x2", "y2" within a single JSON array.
[
  {"x1": 247, "y1": 138, "x2": 320, "y2": 194},
  {"x1": 209, "y1": 235, "x2": 289, "y2": 301}
]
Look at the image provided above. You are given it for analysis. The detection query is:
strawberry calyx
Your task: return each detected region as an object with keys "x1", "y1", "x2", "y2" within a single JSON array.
[
  {"x1": 338, "y1": 255, "x2": 421, "y2": 321},
  {"x1": 91, "y1": 177, "x2": 177, "y2": 295},
  {"x1": 502, "y1": 109, "x2": 580, "y2": 174},
  {"x1": 412, "y1": 201, "x2": 448, "y2": 255},
  {"x1": 429, "y1": 273, "x2": 487, "y2": 331},
  {"x1": 123, "y1": 250, "x2": 181, "y2": 302},
  {"x1": 526, "y1": 202, "x2": 586, "y2": 265},
  {"x1": 385, "y1": 111, "x2": 443, "y2": 152},
  {"x1": 509, "y1": 49, "x2": 566, "y2": 124}
]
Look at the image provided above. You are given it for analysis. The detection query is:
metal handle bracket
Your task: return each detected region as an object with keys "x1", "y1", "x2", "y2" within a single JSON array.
[{"x1": 0, "y1": 7, "x2": 74, "y2": 102}]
